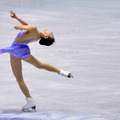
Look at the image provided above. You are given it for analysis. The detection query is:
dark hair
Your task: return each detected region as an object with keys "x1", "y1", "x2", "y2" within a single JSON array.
[{"x1": 39, "y1": 37, "x2": 55, "y2": 46}]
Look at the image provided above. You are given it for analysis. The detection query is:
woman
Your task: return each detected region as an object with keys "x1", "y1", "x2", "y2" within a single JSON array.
[{"x1": 0, "y1": 11, "x2": 73, "y2": 111}]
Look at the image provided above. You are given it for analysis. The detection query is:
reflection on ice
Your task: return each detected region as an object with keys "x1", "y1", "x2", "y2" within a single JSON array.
[{"x1": 0, "y1": 111, "x2": 113, "y2": 120}]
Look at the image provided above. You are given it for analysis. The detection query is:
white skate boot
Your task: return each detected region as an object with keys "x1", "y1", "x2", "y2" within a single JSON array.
[
  {"x1": 58, "y1": 69, "x2": 73, "y2": 78},
  {"x1": 22, "y1": 97, "x2": 36, "y2": 112}
]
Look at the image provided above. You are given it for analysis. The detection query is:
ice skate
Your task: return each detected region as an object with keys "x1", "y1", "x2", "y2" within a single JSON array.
[
  {"x1": 58, "y1": 70, "x2": 73, "y2": 78},
  {"x1": 22, "y1": 97, "x2": 36, "y2": 112}
]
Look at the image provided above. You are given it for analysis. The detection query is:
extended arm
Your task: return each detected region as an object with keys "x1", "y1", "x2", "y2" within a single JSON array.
[
  {"x1": 10, "y1": 11, "x2": 37, "y2": 31},
  {"x1": 14, "y1": 25, "x2": 36, "y2": 30},
  {"x1": 10, "y1": 11, "x2": 28, "y2": 25}
]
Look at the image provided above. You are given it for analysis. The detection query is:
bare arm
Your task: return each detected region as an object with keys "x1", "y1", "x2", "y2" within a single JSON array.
[
  {"x1": 14, "y1": 25, "x2": 29, "y2": 30},
  {"x1": 14, "y1": 25, "x2": 36, "y2": 30},
  {"x1": 10, "y1": 11, "x2": 28, "y2": 25}
]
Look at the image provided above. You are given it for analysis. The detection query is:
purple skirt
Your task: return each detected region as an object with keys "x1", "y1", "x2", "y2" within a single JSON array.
[{"x1": 0, "y1": 42, "x2": 30, "y2": 59}]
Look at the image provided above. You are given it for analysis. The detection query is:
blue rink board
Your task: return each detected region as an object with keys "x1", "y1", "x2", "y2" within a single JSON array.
[{"x1": 0, "y1": 111, "x2": 116, "y2": 120}]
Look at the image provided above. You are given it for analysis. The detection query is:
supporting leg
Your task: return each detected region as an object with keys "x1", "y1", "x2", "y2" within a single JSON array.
[{"x1": 10, "y1": 55, "x2": 32, "y2": 98}]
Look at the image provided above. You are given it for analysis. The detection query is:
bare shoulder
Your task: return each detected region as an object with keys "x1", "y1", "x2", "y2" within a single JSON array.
[{"x1": 25, "y1": 25, "x2": 39, "y2": 36}]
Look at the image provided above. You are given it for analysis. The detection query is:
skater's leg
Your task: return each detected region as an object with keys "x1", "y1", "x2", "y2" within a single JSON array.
[
  {"x1": 24, "y1": 55, "x2": 73, "y2": 78},
  {"x1": 10, "y1": 55, "x2": 32, "y2": 98},
  {"x1": 24, "y1": 55, "x2": 60, "y2": 73}
]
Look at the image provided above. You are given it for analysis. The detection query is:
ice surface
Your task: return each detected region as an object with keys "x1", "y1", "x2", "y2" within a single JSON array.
[{"x1": 0, "y1": 0, "x2": 120, "y2": 120}]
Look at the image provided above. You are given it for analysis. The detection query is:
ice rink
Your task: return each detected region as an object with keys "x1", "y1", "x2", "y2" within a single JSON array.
[{"x1": 0, "y1": 0, "x2": 120, "y2": 120}]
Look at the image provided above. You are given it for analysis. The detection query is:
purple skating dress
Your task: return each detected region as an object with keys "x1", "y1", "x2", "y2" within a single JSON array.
[{"x1": 0, "y1": 30, "x2": 40, "y2": 59}]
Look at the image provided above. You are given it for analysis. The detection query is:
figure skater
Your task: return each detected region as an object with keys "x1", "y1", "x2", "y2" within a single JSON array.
[{"x1": 0, "y1": 11, "x2": 73, "y2": 111}]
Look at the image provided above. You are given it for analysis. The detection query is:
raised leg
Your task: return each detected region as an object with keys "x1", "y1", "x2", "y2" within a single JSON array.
[
  {"x1": 10, "y1": 55, "x2": 32, "y2": 98},
  {"x1": 24, "y1": 55, "x2": 60, "y2": 73},
  {"x1": 24, "y1": 55, "x2": 73, "y2": 78}
]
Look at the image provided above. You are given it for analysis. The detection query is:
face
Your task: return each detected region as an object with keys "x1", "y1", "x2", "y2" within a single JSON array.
[{"x1": 42, "y1": 29, "x2": 54, "y2": 39}]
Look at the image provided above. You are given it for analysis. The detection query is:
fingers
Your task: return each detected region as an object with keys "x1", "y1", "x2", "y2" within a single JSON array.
[
  {"x1": 10, "y1": 10, "x2": 15, "y2": 14},
  {"x1": 10, "y1": 10, "x2": 16, "y2": 18}
]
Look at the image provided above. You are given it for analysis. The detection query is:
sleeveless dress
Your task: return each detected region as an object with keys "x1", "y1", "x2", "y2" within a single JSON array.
[{"x1": 0, "y1": 30, "x2": 40, "y2": 59}]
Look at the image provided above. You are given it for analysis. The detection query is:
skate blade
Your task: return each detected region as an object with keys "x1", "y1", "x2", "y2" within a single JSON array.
[
  {"x1": 22, "y1": 106, "x2": 36, "y2": 112},
  {"x1": 68, "y1": 73, "x2": 73, "y2": 78}
]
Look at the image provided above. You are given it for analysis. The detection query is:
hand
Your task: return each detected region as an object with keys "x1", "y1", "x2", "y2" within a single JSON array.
[{"x1": 10, "y1": 10, "x2": 17, "y2": 18}]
